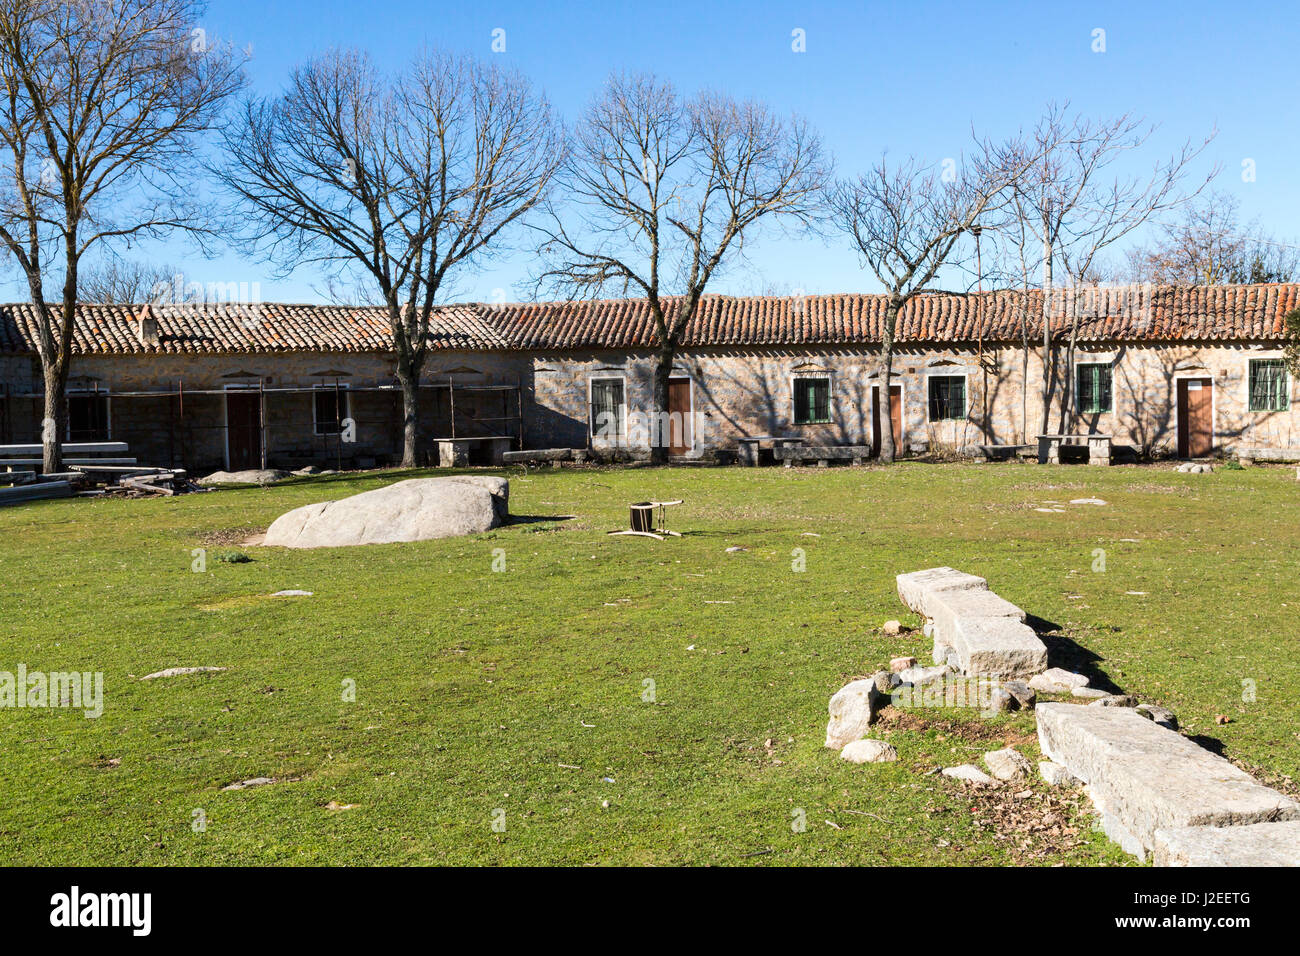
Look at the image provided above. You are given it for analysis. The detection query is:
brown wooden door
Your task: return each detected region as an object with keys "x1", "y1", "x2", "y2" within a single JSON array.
[
  {"x1": 667, "y1": 378, "x2": 692, "y2": 455},
  {"x1": 871, "y1": 384, "x2": 903, "y2": 456},
  {"x1": 1176, "y1": 378, "x2": 1213, "y2": 458},
  {"x1": 226, "y1": 391, "x2": 262, "y2": 470}
]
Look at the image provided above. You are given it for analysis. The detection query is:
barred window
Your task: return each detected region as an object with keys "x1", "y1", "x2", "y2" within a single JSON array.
[
  {"x1": 793, "y1": 376, "x2": 831, "y2": 424},
  {"x1": 313, "y1": 387, "x2": 350, "y2": 435},
  {"x1": 1248, "y1": 360, "x2": 1290, "y2": 412},
  {"x1": 68, "y1": 393, "x2": 110, "y2": 441},
  {"x1": 1076, "y1": 363, "x2": 1113, "y2": 414},
  {"x1": 927, "y1": 375, "x2": 966, "y2": 421},
  {"x1": 590, "y1": 378, "x2": 625, "y2": 437}
]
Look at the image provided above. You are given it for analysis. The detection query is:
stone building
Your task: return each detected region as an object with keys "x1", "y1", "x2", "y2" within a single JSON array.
[{"x1": 2, "y1": 283, "x2": 1298, "y2": 470}]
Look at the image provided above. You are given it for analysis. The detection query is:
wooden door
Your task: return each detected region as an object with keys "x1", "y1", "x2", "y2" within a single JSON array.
[
  {"x1": 1177, "y1": 378, "x2": 1213, "y2": 458},
  {"x1": 226, "y1": 391, "x2": 262, "y2": 470},
  {"x1": 871, "y1": 384, "x2": 903, "y2": 457},
  {"x1": 667, "y1": 378, "x2": 692, "y2": 455}
]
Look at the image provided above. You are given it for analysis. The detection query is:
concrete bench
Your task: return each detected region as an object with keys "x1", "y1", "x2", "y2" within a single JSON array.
[
  {"x1": 1037, "y1": 703, "x2": 1300, "y2": 861},
  {"x1": 774, "y1": 445, "x2": 871, "y2": 468},
  {"x1": 501, "y1": 448, "x2": 588, "y2": 467},
  {"x1": 1037, "y1": 434, "x2": 1112, "y2": 466},
  {"x1": 896, "y1": 567, "x2": 1047, "y2": 678},
  {"x1": 978, "y1": 444, "x2": 1033, "y2": 461},
  {"x1": 1238, "y1": 446, "x2": 1300, "y2": 463},
  {"x1": 434, "y1": 436, "x2": 512, "y2": 467}
]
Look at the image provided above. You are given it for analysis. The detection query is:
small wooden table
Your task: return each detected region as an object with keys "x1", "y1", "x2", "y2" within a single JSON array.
[{"x1": 1037, "y1": 434, "x2": 1112, "y2": 466}]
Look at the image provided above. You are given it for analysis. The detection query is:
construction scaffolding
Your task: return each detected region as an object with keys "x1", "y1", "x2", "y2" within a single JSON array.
[{"x1": 0, "y1": 375, "x2": 526, "y2": 472}]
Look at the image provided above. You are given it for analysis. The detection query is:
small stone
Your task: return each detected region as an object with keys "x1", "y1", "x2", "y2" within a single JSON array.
[
  {"x1": 1215, "y1": 714, "x2": 1231, "y2": 725},
  {"x1": 1014, "y1": 789, "x2": 1034, "y2": 800},
  {"x1": 1069, "y1": 498, "x2": 1108, "y2": 505},
  {"x1": 983, "y1": 747, "x2": 1033, "y2": 781},
  {"x1": 1089, "y1": 694, "x2": 1139, "y2": 707},
  {"x1": 1028, "y1": 668, "x2": 1090, "y2": 694},
  {"x1": 1003, "y1": 680, "x2": 1036, "y2": 710},
  {"x1": 271, "y1": 589, "x2": 313, "y2": 597},
  {"x1": 987, "y1": 687, "x2": 1014, "y2": 713},
  {"x1": 1135, "y1": 703, "x2": 1178, "y2": 730},
  {"x1": 1072, "y1": 686, "x2": 1111, "y2": 699},
  {"x1": 883, "y1": 620, "x2": 902, "y2": 637},
  {"x1": 1039, "y1": 761, "x2": 1082, "y2": 787},
  {"x1": 140, "y1": 666, "x2": 228, "y2": 681},
  {"x1": 890, "y1": 656, "x2": 917, "y2": 673},
  {"x1": 942, "y1": 764, "x2": 995, "y2": 786},
  {"x1": 222, "y1": 776, "x2": 274, "y2": 791},
  {"x1": 840, "y1": 739, "x2": 899, "y2": 764},
  {"x1": 897, "y1": 663, "x2": 952, "y2": 688},
  {"x1": 824, "y1": 675, "x2": 893, "y2": 749}
]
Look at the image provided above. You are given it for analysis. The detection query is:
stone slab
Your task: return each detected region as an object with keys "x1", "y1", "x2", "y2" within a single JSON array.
[
  {"x1": 1153, "y1": 821, "x2": 1300, "y2": 867},
  {"x1": 949, "y1": 617, "x2": 1048, "y2": 679},
  {"x1": 895, "y1": 567, "x2": 988, "y2": 617},
  {"x1": 1037, "y1": 703, "x2": 1300, "y2": 855},
  {"x1": 502, "y1": 448, "x2": 573, "y2": 463}
]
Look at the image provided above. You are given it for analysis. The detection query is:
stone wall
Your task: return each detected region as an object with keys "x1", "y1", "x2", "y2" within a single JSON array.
[{"x1": 520, "y1": 341, "x2": 1300, "y2": 458}]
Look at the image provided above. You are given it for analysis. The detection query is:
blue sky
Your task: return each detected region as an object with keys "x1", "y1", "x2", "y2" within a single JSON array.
[{"x1": 54, "y1": 0, "x2": 1300, "y2": 303}]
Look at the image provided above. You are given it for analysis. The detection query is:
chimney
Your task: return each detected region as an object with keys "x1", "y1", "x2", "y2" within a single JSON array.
[{"x1": 136, "y1": 304, "x2": 160, "y2": 347}]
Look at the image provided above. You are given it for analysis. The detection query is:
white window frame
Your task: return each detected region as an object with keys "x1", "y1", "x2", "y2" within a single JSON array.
[
  {"x1": 790, "y1": 371, "x2": 833, "y2": 426},
  {"x1": 1245, "y1": 356, "x2": 1291, "y2": 413},
  {"x1": 1075, "y1": 361, "x2": 1115, "y2": 415},
  {"x1": 924, "y1": 372, "x2": 968, "y2": 423},
  {"x1": 312, "y1": 383, "x2": 352, "y2": 436},
  {"x1": 588, "y1": 375, "x2": 627, "y2": 442},
  {"x1": 66, "y1": 388, "x2": 111, "y2": 442}
]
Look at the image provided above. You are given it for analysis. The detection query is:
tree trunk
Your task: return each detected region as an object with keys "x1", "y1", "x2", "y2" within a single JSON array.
[
  {"x1": 650, "y1": 343, "x2": 674, "y2": 465},
  {"x1": 1039, "y1": 232, "x2": 1054, "y2": 438},
  {"x1": 879, "y1": 298, "x2": 900, "y2": 464},
  {"x1": 395, "y1": 357, "x2": 420, "y2": 468},
  {"x1": 41, "y1": 361, "x2": 68, "y2": 474}
]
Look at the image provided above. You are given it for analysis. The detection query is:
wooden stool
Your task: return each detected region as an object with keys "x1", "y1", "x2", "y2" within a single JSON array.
[{"x1": 609, "y1": 500, "x2": 683, "y2": 540}]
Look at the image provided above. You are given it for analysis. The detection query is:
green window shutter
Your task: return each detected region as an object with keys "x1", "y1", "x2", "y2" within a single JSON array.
[
  {"x1": 1077, "y1": 364, "x2": 1112, "y2": 414},
  {"x1": 794, "y1": 377, "x2": 830, "y2": 424},
  {"x1": 1249, "y1": 360, "x2": 1289, "y2": 412}
]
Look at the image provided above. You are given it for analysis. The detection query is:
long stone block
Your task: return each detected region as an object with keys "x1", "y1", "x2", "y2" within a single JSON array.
[
  {"x1": 501, "y1": 448, "x2": 572, "y2": 463},
  {"x1": 948, "y1": 617, "x2": 1048, "y2": 678},
  {"x1": 895, "y1": 567, "x2": 988, "y2": 617},
  {"x1": 1153, "y1": 821, "x2": 1300, "y2": 867},
  {"x1": 1037, "y1": 703, "x2": 1300, "y2": 858}
]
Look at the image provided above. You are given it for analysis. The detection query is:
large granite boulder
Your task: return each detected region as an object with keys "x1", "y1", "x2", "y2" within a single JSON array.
[
  {"x1": 264, "y1": 476, "x2": 508, "y2": 548},
  {"x1": 199, "y1": 469, "x2": 290, "y2": 486}
]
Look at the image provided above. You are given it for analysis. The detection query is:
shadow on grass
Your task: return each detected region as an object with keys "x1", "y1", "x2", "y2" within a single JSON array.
[{"x1": 1026, "y1": 614, "x2": 1125, "y2": 695}]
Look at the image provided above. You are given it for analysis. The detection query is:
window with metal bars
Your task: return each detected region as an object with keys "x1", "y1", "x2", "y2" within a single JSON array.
[
  {"x1": 67, "y1": 394, "x2": 110, "y2": 441},
  {"x1": 589, "y1": 378, "x2": 625, "y2": 437},
  {"x1": 313, "y1": 387, "x2": 350, "y2": 435},
  {"x1": 1076, "y1": 363, "x2": 1113, "y2": 414},
  {"x1": 792, "y1": 376, "x2": 831, "y2": 424},
  {"x1": 1248, "y1": 359, "x2": 1290, "y2": 412},
  {"x1": 927, "y1": 375, "x2": 966, "y2": 421}
]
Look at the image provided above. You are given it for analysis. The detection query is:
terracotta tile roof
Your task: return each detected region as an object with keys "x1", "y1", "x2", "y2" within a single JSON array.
[
  {"x1": 1, "y1": 283, "x2": 1297, "y2": 356},
  {"x1": 0, "y1": 302, "x2": 506, "y2": 355},
  {"x1": 488, "y1": 284, "x2": 1300, "y2": 348}
]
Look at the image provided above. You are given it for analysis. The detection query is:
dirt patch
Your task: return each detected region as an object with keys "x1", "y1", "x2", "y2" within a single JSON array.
[{"x1": 198, "y1": 527, "x2": 266, "y2": 547}]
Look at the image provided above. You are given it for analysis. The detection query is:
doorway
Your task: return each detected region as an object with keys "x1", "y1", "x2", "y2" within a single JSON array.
[
  {"x1": 1176, "y1": 377, "x2": 1213, "y2": 458},
  {"x1": 667, "y1": 378, "x2": 693, "y2": 456},
  {"x1": 226, "y1": 390, "x2": 263, "y2": 470},
  {"x1": 871, "y1": 383, "x2": 903, "y2": 457}
]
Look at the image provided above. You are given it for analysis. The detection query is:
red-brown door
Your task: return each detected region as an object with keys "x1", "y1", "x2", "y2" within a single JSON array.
[
  {"x1": 871, "y1": 384, "x2": 903, "y2": 457},
  {"x1": 667, "y1": 378, "x2": 692, "y2": 455},
  {"x1": 226, "y1": 391, "x2": 262, "y2": 470},
  {"x1": 1177, "y1": 378, "x2": 1213, "y2": 458}
]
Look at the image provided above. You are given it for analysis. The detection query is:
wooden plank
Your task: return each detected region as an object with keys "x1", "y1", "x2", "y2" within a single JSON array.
[
  {"x1": 0, "y1": 480, "x2": 73, "y2": 506},
  {"x1": 0, "y1": 442, "x2": 129, "y2": 455},
  {"x1": 0, "y1": 457, "x2": 137, "y2": 467}
]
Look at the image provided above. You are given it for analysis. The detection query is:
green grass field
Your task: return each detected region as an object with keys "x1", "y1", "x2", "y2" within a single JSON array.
[{"x1": 2, "y1": 461, "x2": 1296, "y2": 866}]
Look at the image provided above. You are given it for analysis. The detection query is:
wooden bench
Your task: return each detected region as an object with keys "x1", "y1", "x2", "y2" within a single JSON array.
[
  {"x1": 774, "y1": 445, "x2": 872, "y2": 468},
  {"x1": 1036, "y1": 434, "x2": 1112, "y2": 466}
]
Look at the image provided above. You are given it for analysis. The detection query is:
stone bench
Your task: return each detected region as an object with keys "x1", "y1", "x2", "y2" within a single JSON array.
[
  {"x1": 895, "y1": 567, "x2": 1047, "y2": 678},
  {"x1": 1037, "y1": 434, "x2": 1111, "y2": 466},
  {"x1": 500, "y1": 447, "x2": 592, "y2": 468},
  {"x1": 1238, "y1": 446, "x2": 1300, "y2": 463},
  {"x1": 1037, "y1": 703, "x2": 1300, "y2": 861},
  {"x1": 774, "y1": 445, "x2": 871, "y2": 467},
  {"x1": 978, "y1": 444, "x2": 1033, "y2": 462}
]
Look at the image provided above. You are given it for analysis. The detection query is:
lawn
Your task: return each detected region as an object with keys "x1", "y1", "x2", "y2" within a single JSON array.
[{"x1": 1, "y1": 461, "x2": 1296, "y2": 866}]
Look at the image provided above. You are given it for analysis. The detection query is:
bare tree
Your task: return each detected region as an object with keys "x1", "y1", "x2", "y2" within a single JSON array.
[
  {"x1": 1126, "y1": 190, "x2": 1299, "y2": 286},
  {"x1": 0, "y1": 0, "x2": 245, "y2": 471},
  {"x1": 78, "y1": 258, "x2": 179, "y2": 303},
  {"x1": 536, "y1": 73, "x2": 828, "y2": 464},
  {"x1": 1002, "y1": 104, "x2": 1215, "y2": 437},
  {"x1": 217, "y1": 49, "x2": 560, "y2": 467},
  {"x1": 828, "y1": 145, "x2": 1024, "y2": 463}
]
